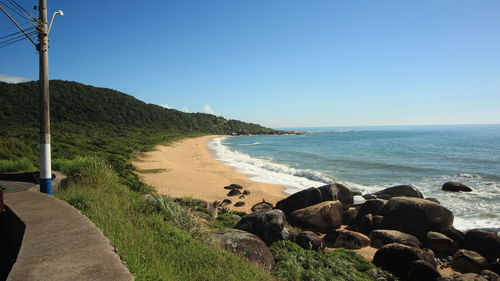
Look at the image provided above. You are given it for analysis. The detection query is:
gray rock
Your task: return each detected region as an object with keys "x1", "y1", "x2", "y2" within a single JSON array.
[
  {"x1": 444, "y1": 227, "x2": 466, "y2": 248},
  {"x1": 408, "y1": 259, "x2": 441, "y2": 281},
  {"x1": 324, "y1": 229, "x2": 371, "y2": 249},
  {"x1": 373, "y1": 243, "x2": 437, "y2": 279},
  {"x1": 288, "y1": 200, "x2": 343, "y2": 233},
  {"x1": 373, "y1": 185, "x2": 424, "y2": 200},
  {"x1": 442, "y1": 182, "x2": 473, "y2": 192},
  {"x1": 212, "y1": 229, "x2": 275, "y2": 271},
  {"x1": 355, "y1": 199, "x2": 386, "y2": 225},
  {"x1": 220, "y1": 199, "x2": 232, "y2": 206},
  {"x1": 276, "y1": 187, "x2": 323, "y2": 214},
  {"x1": 452, "y1": 249, "x2": 488, "y2": 274},
  {"x1": 317, "y1": 183, "x2": 354, "y2": 209},
  {"x1": 234, "y1": 201, "x2": 245, "y2": 207},
  {"x1": 380, "y1": 197, "x2": 454, "y2": 239},
  {"x1": 295, "y1": 231, "x2": 325, "y2": 251},
  {"x1": 227, "y1": 189, "x2": 242, "y2": 196},
  {"x1": 275, "y1": 183, "x2": 354, "y2": 214},
  {"x1": 229, "y1": 183, "x2": 244, "y2": 189},
  {"x1": 358, "y1": 214, "x2": 374, "y2": 235},
  {"x1": 234, "y1": 209, "x2": 292, "y2": 245},
  {"x1": 371, "y1": 229, "x2": 422, "y2": 249},
  {"x1": 464, "y1": 229, "x2": 500, "y2": 262},
  {"x1": 365, "y1": 268, "x2": 398, "y2": 281},
  {"x1": 242, "y1": 190, "x2": 251, "y2": 195},
  {"x1": 425, "y1": 231, "x2": 459, "y2": 258}
]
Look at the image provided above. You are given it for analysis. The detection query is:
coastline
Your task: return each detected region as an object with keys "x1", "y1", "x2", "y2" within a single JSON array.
[{"x1": 132, "y1": 135, "x2": 287, "y2": 213}]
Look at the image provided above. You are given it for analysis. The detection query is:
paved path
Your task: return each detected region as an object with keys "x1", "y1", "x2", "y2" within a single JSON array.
[
  {"x1": 4, "y1": 191, "x2": 134, "y2": 281},
  {"x1": 0, "y1": 171, "x2": 66, "y2": 194}
]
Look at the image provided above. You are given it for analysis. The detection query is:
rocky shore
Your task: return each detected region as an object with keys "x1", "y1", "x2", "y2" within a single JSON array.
[{"x1": 209, "y1": 182, "x2": 500, "y2": 281}]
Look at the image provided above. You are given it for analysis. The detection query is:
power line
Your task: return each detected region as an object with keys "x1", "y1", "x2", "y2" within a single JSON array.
[
  {"x1": 6, "y1": 0, "x2": 34, "y2": 19},
  {"x1": 0, "y1": 29, "x2": 36, "y2": 44},
  {"x1": 0, "y1": 19, "x2": 33, "y2": 32},
  {"x1": 0, "y1": 0, "x2": 34, "y2": 23},
  {"x1": 0, "y1": 25, "x2": 34, "y2": 39},
  {"x1": 0, "y1": 30, "x2": 36, "y2": 48}
]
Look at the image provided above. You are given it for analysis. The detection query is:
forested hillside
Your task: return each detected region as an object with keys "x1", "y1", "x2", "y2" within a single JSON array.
[{"x1": 0, "y1": 80, "x2": 276, "y2": 189}]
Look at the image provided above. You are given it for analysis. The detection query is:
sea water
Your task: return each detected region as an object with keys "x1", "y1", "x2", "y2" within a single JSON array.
[{"x1": 207, "y1": 124, "x2": 500, "y2": 231}]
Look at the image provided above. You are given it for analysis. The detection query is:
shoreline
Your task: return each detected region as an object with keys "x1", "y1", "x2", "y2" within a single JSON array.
[{"x1": 132, "y1": 135, "x2": 287, "y2": 213}]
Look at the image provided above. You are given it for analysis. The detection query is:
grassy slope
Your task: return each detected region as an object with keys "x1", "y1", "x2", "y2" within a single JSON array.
[{"x1": 53, "y1": 156, "x2": 275, "y2": 281}]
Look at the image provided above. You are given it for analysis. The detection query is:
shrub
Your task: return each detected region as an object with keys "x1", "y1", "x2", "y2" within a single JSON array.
[{"x1": 270, "y1": 240, "x2": 374, "y2": 281}]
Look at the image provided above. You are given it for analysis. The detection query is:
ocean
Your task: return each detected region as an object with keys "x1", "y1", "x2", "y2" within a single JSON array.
[{"x1": 207, "y1": 124, "x2": 500, "y2": 231}]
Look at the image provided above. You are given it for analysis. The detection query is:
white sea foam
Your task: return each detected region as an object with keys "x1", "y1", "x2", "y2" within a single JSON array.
[
  {"x1": 207, "y1": 137, "x2": 332, "y2": 194},
  {"x1": 238, "y1": 141, "x2": 261, "y2": 146}
]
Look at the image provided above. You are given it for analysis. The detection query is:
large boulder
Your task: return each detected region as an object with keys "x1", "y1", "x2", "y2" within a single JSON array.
[
  {"x1": 317, "y1": 183, "x2": 354, "y2": 209},
  {"x1": 464, "y1": 229, "x2": 500, "y2": 262},
  {"x1": 212, "y1": 229, "x2": 275, "y2": 271},
  {"x1": 442, "y1": 182, "x2": 472, "y2": 192},
  {"x1": 373, "y1": 243, "x2": 436, "y2": 279},
  {"x1": 372, "y1": 185, "x2": 424, "y2": 200},
  {"x1": 407, "y1": 259, "x2": 441, "y2": 281},
  {"x1": 424, "y1": 231, "x2": 459, "y2": 258},
  {"x1": 288, "y1": 200, "x2": 343, "y2": 233},
  {"x1": 380, "y1": 197, "x2": 454, "y2": 238},
  {"x1": 355, "y1": 199, "x2": 386, "y2": 224},
  {"x1": 324, "y1": 229, "x2": 371, "y2": 249},
  {"x1": 275, "y1": 183, "x2": 354, "y2": 214},
  {"x1": 295, "y1": 231, "x2": 325, "y2": 251},
  {"x1": 452, "y1": 249, "x2": 489, "y2": 274},
  {"x1": 234, "y1": 209, "x2": 292, "y2": 245},
  {"x1": 275, "y1": 187, "x2": 323, "y2": 214},
  {"x1": 371, "y1": 229, "x2": 422, "y2": 249},
  {"x1": 444, "y1": 227, "x2": 466, "y2": 248},
  {"x1": 358, "y1": 214, "x2": 374, "y2": 235}
]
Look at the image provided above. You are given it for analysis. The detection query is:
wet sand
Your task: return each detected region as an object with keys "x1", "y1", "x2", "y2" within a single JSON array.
[{"x1": 133, "y1": 135, "x2": 287, "y2": 213}]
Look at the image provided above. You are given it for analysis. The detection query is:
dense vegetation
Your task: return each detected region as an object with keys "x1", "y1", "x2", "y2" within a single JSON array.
[
  {"x1": 0, "y1": 80, "x2": 275, "y2": 189},
  {"x1": 270, "y1": 241, "x2": 374, "y2": 281}
]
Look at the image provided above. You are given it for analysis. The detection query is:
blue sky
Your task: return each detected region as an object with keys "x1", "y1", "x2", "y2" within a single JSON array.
[{"x1": 1, "y1": 0, "x2": 499, "y2": 128}]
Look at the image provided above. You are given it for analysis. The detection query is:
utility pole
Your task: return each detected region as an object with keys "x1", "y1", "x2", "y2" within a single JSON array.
[
  {"x1": 1, "y1": 1, "x2": 62, "y2": 194},
  {"x1": 38, "y1": 0, "x2": 51, "y2": 194}
]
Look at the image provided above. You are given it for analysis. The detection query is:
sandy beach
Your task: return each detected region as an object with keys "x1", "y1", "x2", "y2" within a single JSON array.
[{"x1": 133, "y1": 135, "x2": 287, "y2": 213}]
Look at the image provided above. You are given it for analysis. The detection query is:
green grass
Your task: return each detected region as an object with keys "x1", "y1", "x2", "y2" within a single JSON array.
[
  {"x1": 54, "y1": 156, "x2": 275, "y2": 281},
  {"x1": 269, "y1": 240, "x2": 375, "y2": 281},
  {"x1": 0, "y1": 158, "x2": 36, "y2": 172}
]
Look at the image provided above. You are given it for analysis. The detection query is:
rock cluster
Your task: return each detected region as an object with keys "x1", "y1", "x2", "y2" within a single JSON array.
[{"x1": 208, "y1": 181, "x2": 499, "y2": 281}]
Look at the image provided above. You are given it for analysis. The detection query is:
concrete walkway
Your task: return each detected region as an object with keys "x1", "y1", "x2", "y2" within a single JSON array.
[{"x1": 4, "y1": 191, "x2": 134, "y2": 281}]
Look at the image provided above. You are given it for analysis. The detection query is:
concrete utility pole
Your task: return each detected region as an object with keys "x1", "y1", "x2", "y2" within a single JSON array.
[
  {"x1": 1, "y1": 0, "x2": 62, "y2": 194},
  {"x1": 38, "y1": 0, "x2": 52, "y2": 194}
]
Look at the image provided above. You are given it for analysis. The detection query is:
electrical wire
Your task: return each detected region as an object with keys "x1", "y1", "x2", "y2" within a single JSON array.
[
  {"x1": 0, "y1": 25, "x2": 34, "y2": 39},
  {"x1": 0, "y1": 29, "x2": 36, "y2": 44},
  {"x1": 6, "y1": 0, "x2": 33, "y2": 19},
  {"x1": 0, "y1": 29, "x2": 35, "y2": 48},
  {"x1": 0, "y1": 20, "x2": 33, "y2": 33},
  {"x1": 0, "y1": 0, "x2": 34, "y2": 23}
]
